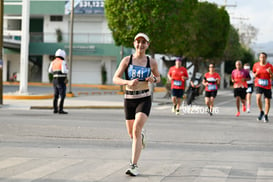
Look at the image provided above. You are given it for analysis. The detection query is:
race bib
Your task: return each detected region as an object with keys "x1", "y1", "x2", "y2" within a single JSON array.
[
  {"x1": 128, "y1": 65, "x2": 151, "y2": 81},
  {"x1": 173, "y1": 80, "x2": 182, "y2": 86},
  {"x1": 207, "y1": 84, "x2": 217, "y2": 91},
  {"x1": 258, "y1": 79, "x2": 269, "y2": 86}
]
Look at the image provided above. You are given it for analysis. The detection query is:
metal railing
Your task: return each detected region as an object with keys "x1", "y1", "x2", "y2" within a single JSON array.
[{"x1": 4, "y1": 32, "x2": 115, "y2": 44}]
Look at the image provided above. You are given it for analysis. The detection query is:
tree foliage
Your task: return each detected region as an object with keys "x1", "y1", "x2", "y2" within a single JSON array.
[
  {"x1": 223, "y1": 25, "x2": 255, "y2": 74},
  {"x1": 223, "y1": 25, "x2": 243, "y2": 61},
  {"x1": 238, "y1": 23, "x2": 258, "y2": 46},
  {"x1": 183, "y1": 2, "x2": 230, "y2": 60},
  {"x1": 105, "y1": 0, "x2": 241, "y2": 71},
  {"x1": 174, "y1": 2, "x2": 230, "y2": 79},
  {"x1": 105, "y1": 0, "x2": 199, "y2": 55}
]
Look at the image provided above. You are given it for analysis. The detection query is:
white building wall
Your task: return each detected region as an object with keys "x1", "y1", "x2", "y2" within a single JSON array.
[
  {"x1": 42, "y1": 55, "x2": 51, "y2": 83},
  {"x1": 101, "y1": 57, "x2": 115, "y2": 85},
  {"x1": 41, "y1": 14, "x2": 116, "y2": 84},
  {"x1": 70, "y1": 16, "x2": 112, "y2": 43},
  {"x1": 3, "y1": 54, "x2": 8, "y2": 81},
  {"x1": 43, "y1": 15, "x2": 69, "y2": 42},
  {"x1": 71, "y1": 56, "x2": 101, "y2": 84},
  {"x1": 5, "y1": 54, "x2": 20, "y2": 81},
  {"x1": 4, "y1": 13, "x2": 118, "y2": 84}
]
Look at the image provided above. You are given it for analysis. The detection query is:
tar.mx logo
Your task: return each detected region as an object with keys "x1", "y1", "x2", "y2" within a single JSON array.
[{"x1": 181, "y1": 105, "x2": 219, "y2": 114}]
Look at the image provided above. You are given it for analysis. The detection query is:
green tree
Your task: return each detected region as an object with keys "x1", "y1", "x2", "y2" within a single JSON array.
[
  {"x1": 225, "y1": 47, "x2": 255, "y2": 74},
  {"x1": 223, "y1": 25, "x2": 255, "y2": 74},
  {"x1": 223, "y1": 25, "x2": 243, "y2": 61},
  {"x1": 238, "y1": 23, "x2": 258, "y2": 46},
  {"x1": 105, "y1": 0, "x2": 196, "y2": 56},
  {"x1": 175, "y1": 2, "x2": 230, "y2": 80},
  {"x1": 105, "y1": 0, "x2": 232, "y2": 84},
  {"x1": 241, "y1": 48, "x2": 255, "y2": 66},
  {"x1": 185, "y1": 2, "x2": 230, "y2": 59}
]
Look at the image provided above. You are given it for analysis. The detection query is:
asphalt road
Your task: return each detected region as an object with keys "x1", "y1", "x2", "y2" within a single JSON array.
[{"x1": 0, "y1": 91, "x2": 273, "y2": 182}]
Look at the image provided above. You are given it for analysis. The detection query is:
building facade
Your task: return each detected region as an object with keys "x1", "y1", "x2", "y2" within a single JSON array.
[{"x1": 3, "y1": 0, "x2": 129, "y2": 84}]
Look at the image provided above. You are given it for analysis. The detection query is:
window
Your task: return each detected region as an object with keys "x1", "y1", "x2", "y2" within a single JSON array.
[{"x1": 50, "y1": 16, "x2": 63, "y2": 22}]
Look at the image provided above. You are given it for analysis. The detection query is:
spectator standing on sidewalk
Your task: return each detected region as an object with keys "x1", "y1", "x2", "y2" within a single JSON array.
[
  {"x1": 253, "y1": 52, "x2": 273, "y2": 122},
  {"x1": 167, "y1": 58, "x2": 188, "y2": 115},
  {"x1": 243, "y1": 63, "x2": 254, "y2": 113},
  {"x1": 202, "y1": 63, "x2": 221, "y2": 116},
  {"x1": 112, "y1": 33, "x2": 160, "y2": 176},
  {"x1": 231, "y1": 60, "x2": 250, "y2": 117},
  {"x1": 48, "y1": 49, "x2": 69, "y2": 114}
]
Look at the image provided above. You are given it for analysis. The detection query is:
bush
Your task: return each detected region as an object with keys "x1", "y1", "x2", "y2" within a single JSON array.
[
  {"x1": 48, "y1": 73, "x2": 53, "y2": 83},
  {"x1": 101, "y1": 63, "x2": 107, "y2": 85}
]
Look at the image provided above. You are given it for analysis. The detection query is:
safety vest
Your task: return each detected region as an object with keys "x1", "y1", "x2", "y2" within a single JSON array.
[{"x1": 52, "y1": 58, "x2": 67, "y2": 77}]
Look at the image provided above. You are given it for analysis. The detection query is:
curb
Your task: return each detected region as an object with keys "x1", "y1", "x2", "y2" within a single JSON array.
[
  {"x1": 3, "y1": 82, "x2": 167, "y2": 100},
  {"x1": 3, "y1": 94, "x2": 53, "y2": 100},
  {"x1": 30, "y1": 105, "x2": 124, "y2": 110},
  {"x1": 4, "y1": 82, "x2": 167, "y2": 91}
]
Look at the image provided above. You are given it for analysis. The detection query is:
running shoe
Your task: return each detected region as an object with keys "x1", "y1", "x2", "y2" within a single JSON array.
[
  {"x1": 125, "y1": 163, "x2": 139, "y2": 176},
  {"x1": 207, "y1": 107, "x2": 210, "y2": 115},
  {"x1": 247, "y1": 108, "x2": 250, "y2": 113},
  {"x1": 175, "y1": 110, "x2": 180, "y2": 115},
  {"x1": 172, "y1": 105, "x2": 176, "y2": 113},
  {"x1": 264, "y1": 115, "x2": 269, "y2": 123},
  {"x1": 236, "y1": 112, "x2": 240, "y2": 117},
  {"x1": 257, "y1": 111, "x2": 264, "y2": 121},
  {"x1": 141, "y1": 129, "x2": 146, "y2": 149},
  {"x1": 242, "y1": 104, "x2": 246, "y2": 112},
  {"x1": 207, "y1": 108, "x2": 213, "y2": 116}
]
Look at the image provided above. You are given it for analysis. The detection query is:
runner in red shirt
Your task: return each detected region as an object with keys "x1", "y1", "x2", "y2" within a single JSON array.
[
  {"x1": 168, "y1": 58, "x2": 188, "y2": 115},
  {"x1": 253, "y1": 52, "x2": 273, "y2": 122},
  {"x1": 202, "y1": 63, "x2": 221, "y2": 116},
  {"x1": 231, "y1": 60, "x2": 250, "y2": 117}
]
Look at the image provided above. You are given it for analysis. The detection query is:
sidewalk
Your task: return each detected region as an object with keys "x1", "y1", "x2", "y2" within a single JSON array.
[
  {"x1": 1, "y1": 83, "x2": 233, "y2": 110},
  {"x1": 1, "y1": 83, "x2": 169, "y2": 110},
  {"x1": 1, "y1": 92, "x2": 168, "y2": 110}
]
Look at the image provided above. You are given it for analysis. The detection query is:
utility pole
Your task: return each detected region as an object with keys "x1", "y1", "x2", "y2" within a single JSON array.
[
  {"x1": 0, "y1": 0, "x2": 3, "y2": 104},
  {"x1": 220, "y1": 0, "x2": 236, "y2": 89},
  {"x1": 19, "y1": 0, "x2": 30, "y2": 94},
  {"x1": 68, "y1": 0, "x2": 74, "y2": 94},
  {"x1": 223, "y1": 0, "x2": 236, "y2": 8}
]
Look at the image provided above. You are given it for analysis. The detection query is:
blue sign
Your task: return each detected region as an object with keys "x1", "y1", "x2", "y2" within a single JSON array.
[{"x1": 65, "y1": 0, "x2": 104, "y2": 15}]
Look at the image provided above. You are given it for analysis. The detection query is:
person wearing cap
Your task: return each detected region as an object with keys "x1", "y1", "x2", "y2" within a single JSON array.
[
  {"x1": 253, "y1": 52, "x2": 273, "y2": 122},
  {"x1": 202, "y1": 63, "x2": 221, "y2": 116},
  {"x1": 243, "y1": 63, "x2": 254, "y2": 113},
  {"x1": 48, "y1": 49, "x2": 69, "y2": 114},
  {"x1": 113, "y1": 32, "x2": 160, "y2": 176},
  {"x1": 167, "y1": 57, "x2": 188, "y2": 115}
]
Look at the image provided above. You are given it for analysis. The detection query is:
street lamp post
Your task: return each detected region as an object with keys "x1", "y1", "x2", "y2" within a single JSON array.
[
  {"x1": 19, "y1": 0, "x2": 30, "y2": 94},
  {"x1": 0, "y1": 0, "x2": 3, "y2": 104},
  {"x1": 68, "y1": 0, "x2": 74, "y2": 94}
]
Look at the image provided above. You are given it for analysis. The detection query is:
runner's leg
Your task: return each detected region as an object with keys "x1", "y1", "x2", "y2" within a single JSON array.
[
  {"x1": 264, "y1": 98, "x2": 270, "y2": 115},
  {"x1": 256, "y1": 94, "x2": 263, "y2": 111},
  {"x1": 131, "y1": 112, "x2": 147, "y2": 165}
]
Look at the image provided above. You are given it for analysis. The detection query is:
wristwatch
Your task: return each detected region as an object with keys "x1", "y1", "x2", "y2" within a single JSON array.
[{"x1": 153, "y1": 76, "x2": 157, "y2": 83}]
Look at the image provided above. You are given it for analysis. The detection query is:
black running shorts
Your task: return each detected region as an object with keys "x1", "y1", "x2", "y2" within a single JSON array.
[
  {"x1": 234, "y1": 88, "x2": 247, "y2": 99},
  {"x1": 171, "y1": 89, "x2": 184, "y2": 98},
  {"x1": 124, "y1": 96, "x2": 152, "y2": 120},
  {"x1": 256, "y1": 86, "x2": 272, "y2": 99},
  {"x1": 205, "y1": 90, "x2": 218, "y2": 98}
]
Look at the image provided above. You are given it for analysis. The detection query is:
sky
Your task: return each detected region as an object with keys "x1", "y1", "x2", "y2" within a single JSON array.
[{"x1": 204, "y1": 0, "x2": 273, "y2": 44}]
